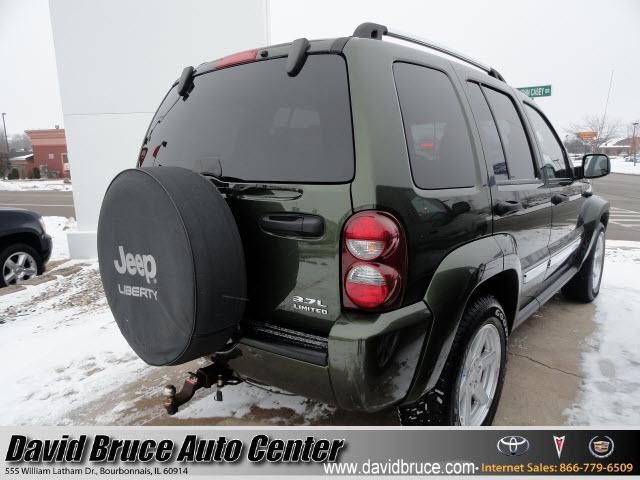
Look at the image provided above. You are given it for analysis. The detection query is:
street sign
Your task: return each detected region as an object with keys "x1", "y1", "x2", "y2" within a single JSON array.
[
  {"x1": 577, "y1": 131, "x2": 596, "y2": 140},
  {"x1": 517, "y1": 85, "x2": 552, "y2": 98}
]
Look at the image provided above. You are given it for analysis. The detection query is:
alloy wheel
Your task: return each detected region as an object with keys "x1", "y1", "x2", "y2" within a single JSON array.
[
  {"x1": 591, "y1": 232, "x2": 605, "y2": 292},
  {"x1": 3, "y1": 252, "x2": 38, "y2": 285},
  {"x1": 457, "y1": 323, "x2": 502, "y2": 426}
]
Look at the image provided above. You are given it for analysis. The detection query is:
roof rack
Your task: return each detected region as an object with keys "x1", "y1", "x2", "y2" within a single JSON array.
[{"x1": 352, "y1": 22, "x2": 506, "y2": 82}]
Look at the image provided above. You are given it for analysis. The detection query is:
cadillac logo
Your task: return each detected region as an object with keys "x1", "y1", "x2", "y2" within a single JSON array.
[
  {"x1": 588, "y1": 435, "x2": 614, "y2": 459},
  {"x1": 497, "y1": 436, "x2": 530, "y2": 456}
]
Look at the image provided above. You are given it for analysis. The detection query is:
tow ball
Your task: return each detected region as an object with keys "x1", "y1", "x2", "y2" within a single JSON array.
[{"x1": 163, "y1": 359, "x2": 242, "y2": 415}]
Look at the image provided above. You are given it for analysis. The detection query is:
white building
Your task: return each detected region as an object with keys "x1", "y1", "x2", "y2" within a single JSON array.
[{"x1": 49, "y1": 0, "x2": 270, "y2": 258}]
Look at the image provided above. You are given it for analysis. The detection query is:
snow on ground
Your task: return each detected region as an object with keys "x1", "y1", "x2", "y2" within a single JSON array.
[
  {"x1": 566, "y1": 240, "x2": 640, "y2": 425},
  {"x1": 43, "y1": 216, "x2": 77, "y2": 261},
  {"x1": 610, "y1": 156, "x2": 640, "y2": 175},
  {"x1": 0, "y1": 179, "x2": 72, "y2": 191},
  {"x1": 173, "y1": 380, "x2": 332, "y2": 423},
  {"x1": 0, "y1": 262, "x2": 147, "y2": 425}
]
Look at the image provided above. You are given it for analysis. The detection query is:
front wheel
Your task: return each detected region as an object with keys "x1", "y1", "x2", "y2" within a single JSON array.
[
  {"x1": 0, "y1": 244, "x2": 42, "y2": 287},
  {"x1": 562, "y1": 225, "x2": 606, "y2": 303},
  {"x1": 398, "y1": 294, "x2": 508, "y2": 426}
]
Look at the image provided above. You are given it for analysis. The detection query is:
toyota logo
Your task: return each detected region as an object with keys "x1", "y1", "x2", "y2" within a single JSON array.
[{"x1": 497, "y1": 436, "x2": 530, "y2": 456}]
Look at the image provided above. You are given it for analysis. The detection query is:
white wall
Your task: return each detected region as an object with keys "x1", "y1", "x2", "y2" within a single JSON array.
[{"x1": 49, "y1": 0, "x2": 270, "y2": 258}]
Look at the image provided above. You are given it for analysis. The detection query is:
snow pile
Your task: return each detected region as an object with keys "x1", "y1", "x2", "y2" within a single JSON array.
[
  {"x1": 566, "y1": 240, "x2": 640, "y2": 425},
  {"x1": 0, "y1": 179, "x2": 72, "y2": 191},
  {"x1": 610, "y1": 156, "x2": 640, "y2": 175},
  {"x1": 43, "y1": 216, "x2": 77, "y2": 261}
]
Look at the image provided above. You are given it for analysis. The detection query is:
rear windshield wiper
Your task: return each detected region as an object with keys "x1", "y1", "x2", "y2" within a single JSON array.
[
  {"x1": 201, "y1": 172, "x2": 248, "y2": 184},
  {"x1": 201, "y1": 173, "x2": 302, "y2": 199}
]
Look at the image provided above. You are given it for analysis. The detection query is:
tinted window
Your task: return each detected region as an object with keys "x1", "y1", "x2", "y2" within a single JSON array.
[
  {"x1": 394, "y1": 63, "x2": 476, "y2": 189},
  {"x1": 524, "y1": 104, "x2": 572, "y2": 179},
  {"x1": 145, "y1": 55, "x2": 353, "y2": 183},
  {"x1": 483, "y1": 88, "x2": 536, "y2": 180},
  {"x1": 466, "y1": 82, "x2": 508, "y2": 181}
]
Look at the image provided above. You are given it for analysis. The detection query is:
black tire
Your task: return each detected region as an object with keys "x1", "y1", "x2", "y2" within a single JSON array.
[
  {"x1": 0, "y1": 243, "x2": 42, "y2": 287},
  {"x1": 97, "y1": 167, "x2": 246, "y2": 366},
  {"x1": 562, "y1": 225, "x2": 606, "y2": 303},
  {"x1": 398, "y1": 294, "x2": 508, "y2": 426}
]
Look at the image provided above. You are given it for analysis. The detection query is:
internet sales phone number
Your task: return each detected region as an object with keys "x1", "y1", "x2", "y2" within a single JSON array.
[
  {"x1": 561, "y1": 463, "x2": 634, "y2": 474},
  {"x1": 482, "y1": 463, "x2": 634, "y2": 474}
]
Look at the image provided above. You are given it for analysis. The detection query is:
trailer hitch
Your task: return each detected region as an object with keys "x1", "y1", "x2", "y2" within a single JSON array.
[{"x1": 163, "y1": 359, "x2": 242, "y2": 415}]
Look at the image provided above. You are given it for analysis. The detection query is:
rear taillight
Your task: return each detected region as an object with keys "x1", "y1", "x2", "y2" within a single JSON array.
[
  {"x1": 213, "y1": 48, "x2": 260, "y2": 70},
  {"x1": 342, "y1": 211, "x2": 407, "y2": 311}
]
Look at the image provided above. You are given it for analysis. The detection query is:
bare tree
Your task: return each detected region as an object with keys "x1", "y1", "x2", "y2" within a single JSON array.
[
  {"x1": 567, "y1": 114, "x2": 621, "y2": 153},
  {"x1": 8, "y1": 133, "x2": 32, "y2": 153}
]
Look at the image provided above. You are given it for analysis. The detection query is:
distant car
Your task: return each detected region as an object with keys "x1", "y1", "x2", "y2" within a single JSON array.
[{"x1": 0, "y1": 208, "x2": 52, "y2": 287}]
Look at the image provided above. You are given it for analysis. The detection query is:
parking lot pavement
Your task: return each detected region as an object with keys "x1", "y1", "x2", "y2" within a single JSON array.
[
  {"x1": 593, "y1": 173, "x2": 640, "y2": 242},
  {"x1": 494, "y1": 297, "x2": 596, "y2": 425}
]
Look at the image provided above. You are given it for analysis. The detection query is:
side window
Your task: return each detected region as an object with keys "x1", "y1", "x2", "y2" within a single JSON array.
[
  {"x1": 524, "y1": 104, "x2": 572, "y2": 180},
  {"x1": 482, "y1": 87, "x2": 536, "y2": 180},
  {"x1": 394, "y1": 63, "x2": 476, "y2": 189},
  {"x1": 466, "y1": 82, "x2": 508, "y2": 182}
]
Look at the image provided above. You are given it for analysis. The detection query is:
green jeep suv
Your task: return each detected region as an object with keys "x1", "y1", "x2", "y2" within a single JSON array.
[{"x1": 97, "y1": 22, "x2": 611, "y2": 426}]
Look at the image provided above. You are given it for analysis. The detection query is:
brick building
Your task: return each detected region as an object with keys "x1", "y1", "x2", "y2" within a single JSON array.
[{"x1": 25, "y1": 127, "x2": 70, "y2": 178}]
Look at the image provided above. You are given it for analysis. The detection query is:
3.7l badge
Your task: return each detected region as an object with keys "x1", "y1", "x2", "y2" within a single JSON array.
[{"x1": 292, "y1": 296, "x2": 328, "y2": 316}]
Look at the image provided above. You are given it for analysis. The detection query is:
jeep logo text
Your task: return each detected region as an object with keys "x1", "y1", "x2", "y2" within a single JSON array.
[{"x1": 114, "y1": 246, "x2": 157, "y2": 284}]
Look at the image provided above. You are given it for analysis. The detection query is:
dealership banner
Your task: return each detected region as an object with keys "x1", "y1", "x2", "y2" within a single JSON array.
[{"x1": 1, "y1": 427, "x2": 638, "y2": 477}]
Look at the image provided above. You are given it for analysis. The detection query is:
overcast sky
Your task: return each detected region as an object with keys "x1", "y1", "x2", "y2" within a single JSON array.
[{"x1": 1, "y1": 0, "x2": 638, "y2": 136}]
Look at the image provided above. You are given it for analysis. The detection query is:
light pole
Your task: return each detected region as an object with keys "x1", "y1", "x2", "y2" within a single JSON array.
[
  {"x1": 633, "y1": 122, "x2": 639, "y2": 167},
  {"x1": 1, "y1": 113, "x2": 9, "y2": 178}
]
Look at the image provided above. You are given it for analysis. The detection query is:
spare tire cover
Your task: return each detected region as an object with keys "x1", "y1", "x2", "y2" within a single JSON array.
[{"x1": 97, "y1": 167, "x2": 246, "y2": 366}]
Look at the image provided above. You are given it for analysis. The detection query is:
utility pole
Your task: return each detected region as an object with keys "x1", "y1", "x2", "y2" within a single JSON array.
[
  {"x1": 633, "y1": 122, "x2": 639, "y2": 167},
  {"x1": 1, "y1": 113, "x2": 10, "y2": 179}
]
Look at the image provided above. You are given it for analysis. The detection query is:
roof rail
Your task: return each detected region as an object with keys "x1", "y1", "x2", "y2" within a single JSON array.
[{"x1": 352, "y1": 22, "x2": 506, "y2": 82}]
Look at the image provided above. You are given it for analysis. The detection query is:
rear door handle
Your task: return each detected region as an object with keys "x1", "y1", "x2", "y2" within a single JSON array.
[
  {"x1": 260, "y1": 213, "x2": 324, "y2": 238},
  {"x1": 494, "y1": 200, "x2": 523, "y2": 216},
  {"x1": 551, "y1": 193, "x2": 569, "y2": 205}
]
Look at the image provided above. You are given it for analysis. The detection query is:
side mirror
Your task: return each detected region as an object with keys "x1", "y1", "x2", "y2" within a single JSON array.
[{"x1": 581, "y1": 154, "x2": 611, "y2": 179}]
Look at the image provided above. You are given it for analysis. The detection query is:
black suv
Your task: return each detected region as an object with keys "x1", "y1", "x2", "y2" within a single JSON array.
[
  {"x1": 0, "y1": 208, "x2": 52, "y2": 287},
  {"x1": 97, "y1": 23, "x2": 611, "y2": 426}
]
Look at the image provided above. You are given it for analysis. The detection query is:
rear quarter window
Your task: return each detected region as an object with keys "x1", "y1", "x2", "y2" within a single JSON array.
[{"x1": 393, "y1": 62, "x2": 476, "y2": 189}]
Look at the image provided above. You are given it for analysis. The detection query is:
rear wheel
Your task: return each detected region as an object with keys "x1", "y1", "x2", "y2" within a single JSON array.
[
  {"x1": 562, "y1": 225, "x2": 605, "y2": 303},
  {"x1": 398, "y1": 294, "x2": 508, "y2": 426},
  {"x1": 1, "y1": 244, "x2": 41, "y2": 287}
]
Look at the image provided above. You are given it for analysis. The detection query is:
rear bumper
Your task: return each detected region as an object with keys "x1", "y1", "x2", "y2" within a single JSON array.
[{"x1": 224, "y1": 301, "x2": 432, "y2": 412}]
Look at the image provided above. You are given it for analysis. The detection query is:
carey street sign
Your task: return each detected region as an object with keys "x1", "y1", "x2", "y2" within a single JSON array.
[{"x1": 517, "y1": 85, "x2": 552, "y2": 98}]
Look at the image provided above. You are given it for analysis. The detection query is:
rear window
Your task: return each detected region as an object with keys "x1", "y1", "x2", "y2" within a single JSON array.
[{"x1": 144, "y1": 55, "x2": 354, "y2": 183}]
